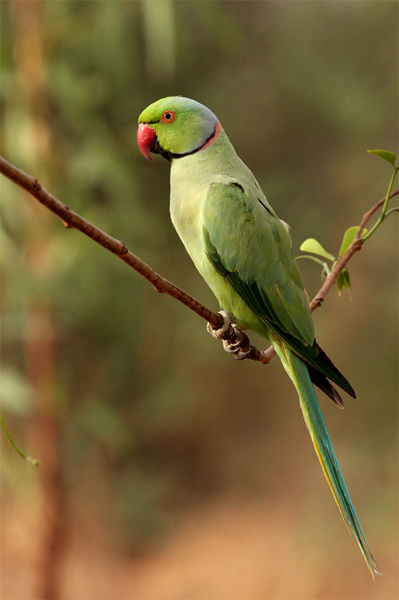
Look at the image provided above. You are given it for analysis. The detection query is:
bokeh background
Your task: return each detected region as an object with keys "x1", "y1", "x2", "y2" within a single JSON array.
[{"x1": 1, "y1": 1, "x2": 398, "y2": 599}]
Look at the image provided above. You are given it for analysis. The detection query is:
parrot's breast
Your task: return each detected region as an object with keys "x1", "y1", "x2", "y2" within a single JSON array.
[
  {"x1": 169, "y1": 154, "x2": 269, "y2": 335},
  {"x1": 170, "y1": 156, "x2": 218, "y2": 283}
]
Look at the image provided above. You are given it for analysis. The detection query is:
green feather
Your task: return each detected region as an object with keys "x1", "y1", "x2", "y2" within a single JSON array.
[{"x1": 282, "y1": 349, "x2": 379, "y2": 578}]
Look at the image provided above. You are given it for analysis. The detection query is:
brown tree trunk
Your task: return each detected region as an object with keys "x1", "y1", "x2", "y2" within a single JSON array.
[{"x1": 11, "y1": 2, "x2": 67, "y2": 598}]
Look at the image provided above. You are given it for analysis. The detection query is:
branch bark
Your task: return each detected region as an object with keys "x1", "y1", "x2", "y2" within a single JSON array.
[
  {"x1": 1, "y1": 154, "x2": 397, "y2": 365},
  {"x1": 309, "y1": 192, "x2": 398, "y2": 311},
  {"x1": 0, "y1": 155, "x2": 223, "y2": 329}
]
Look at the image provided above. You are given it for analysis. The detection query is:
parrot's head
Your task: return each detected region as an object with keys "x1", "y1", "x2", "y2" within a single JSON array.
[{"x1": 137, "y1": 96, "x2": 220, "y2": 161}]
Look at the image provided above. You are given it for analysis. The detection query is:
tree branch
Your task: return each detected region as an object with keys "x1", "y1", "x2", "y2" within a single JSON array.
[
  {"x1": 309, "y1": 190, "x2": 398, "y2": 311},
  {"x1": 0, "y1": 156, "x2": 266, "y2": 362},
  {"x1": 267, "y1": 190, "x2": 398, "y2": 360},
  {"x1": 1, "y1": 155, "x2": 397, "y2": 366},
  {"x1": 0, "y1": 155, "x2": 223, "y2": 323}
]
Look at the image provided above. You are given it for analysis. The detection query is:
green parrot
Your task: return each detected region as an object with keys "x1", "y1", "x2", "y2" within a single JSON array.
[{"x1": 137, "y1": 96, "x2": 378, "y2": 576}]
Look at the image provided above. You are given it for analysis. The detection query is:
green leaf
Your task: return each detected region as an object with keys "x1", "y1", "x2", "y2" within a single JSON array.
[
  {"x1": 336, "y1": 268, "x2": 351, "y2": 298},
  {"x1": 299, "y1": 238, "x2": 335, "y2": 261},
  {"x1": 367, "y1": 149, "x2": 397, "y2": 167},
  {"x1": 338, "y1": 226, "x2": 367, "y2": 258}
]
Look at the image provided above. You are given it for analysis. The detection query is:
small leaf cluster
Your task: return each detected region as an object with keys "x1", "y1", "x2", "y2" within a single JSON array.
[
  {"x1": 298, "y1": 228, "x2": 364, "y2": 297},
  {"x1": 297, "y1": 149, "x2": 398, "y2": 298}
]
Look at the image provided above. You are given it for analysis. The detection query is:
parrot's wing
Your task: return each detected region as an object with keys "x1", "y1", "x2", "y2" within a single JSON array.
[
  {"x1": 203, "y1": 181, "x2": 355, "y2": 398},
  {"x1": 203, "y1": 180, "x2": 314, "y2": 345}
]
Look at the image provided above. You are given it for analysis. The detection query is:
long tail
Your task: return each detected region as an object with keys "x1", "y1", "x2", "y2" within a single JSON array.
[{"x1": 278, "y1": 345, "x2": 379, "y2": 578}]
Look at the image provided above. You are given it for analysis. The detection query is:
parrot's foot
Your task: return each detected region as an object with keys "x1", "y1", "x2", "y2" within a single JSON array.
[
  {"x1": 222, "y1": 327, "x2": 253, "y2": 360},
  {"x1": 207, "y1": 311, "x2": 252, "y2": 360},
  {"x1": 207, "y1": 311, "x2": 235, "y2": 340}
]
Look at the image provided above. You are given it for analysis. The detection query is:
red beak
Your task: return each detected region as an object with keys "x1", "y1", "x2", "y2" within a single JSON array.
[{"x1": 137, "y1": 124, "x2": 157, "y2": 162}]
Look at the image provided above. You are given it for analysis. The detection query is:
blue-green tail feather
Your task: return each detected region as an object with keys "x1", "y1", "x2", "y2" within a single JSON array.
[{"x1": 280, "y1": 346, "x2": 379, "y2": 578}]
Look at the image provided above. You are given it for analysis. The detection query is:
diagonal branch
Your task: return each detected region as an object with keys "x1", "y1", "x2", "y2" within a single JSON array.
[
  {"x1": 1, "y1": 155, "x2": 397, "y2": 366},
  {"x1": 309, "y1": 189, "x2": 398, "y2": 311},
  {"x1": 0, "y1": 155, "x2": 222, "y2": 325},
  {"x1": 0, "y1": 155, "x2": 263, "y2": 362}
]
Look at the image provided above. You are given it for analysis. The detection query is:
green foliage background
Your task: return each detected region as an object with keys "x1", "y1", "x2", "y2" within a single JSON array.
[{"x1": 1, "y1": 1, "x2": 398, "y2": 598}]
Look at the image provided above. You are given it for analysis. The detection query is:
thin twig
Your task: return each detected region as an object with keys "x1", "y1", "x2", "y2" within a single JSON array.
[
  {"x1": 1, "y1": 155, "x2": 397, "y2": 365},
  {"x1": 0, "y1": 415, "x2": 40, "y2": 466},
  {"x1": 309, "y1": 190, "x2": 398, "y2": 311}
]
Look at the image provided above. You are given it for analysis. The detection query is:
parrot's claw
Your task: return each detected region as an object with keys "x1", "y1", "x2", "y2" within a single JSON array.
[
  {"x1": 222, "y1": 326, "x2": 252, "y2": 360},
  {"x1": 207, "y1": 311, "x2": 236, "y2": 340},
  {"x1": 207, "y1": 312, "x2": 252, "y2": 360}
]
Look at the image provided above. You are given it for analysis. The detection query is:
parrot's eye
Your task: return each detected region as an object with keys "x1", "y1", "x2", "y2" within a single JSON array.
[{"x1": 161, "y1": 111, "x2": 175, "y2": 123}]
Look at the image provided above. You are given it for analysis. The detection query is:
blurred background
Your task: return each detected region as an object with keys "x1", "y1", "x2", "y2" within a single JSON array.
[{"x1": 1, "y1": 1, "x2": 397, "y2": 599}]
